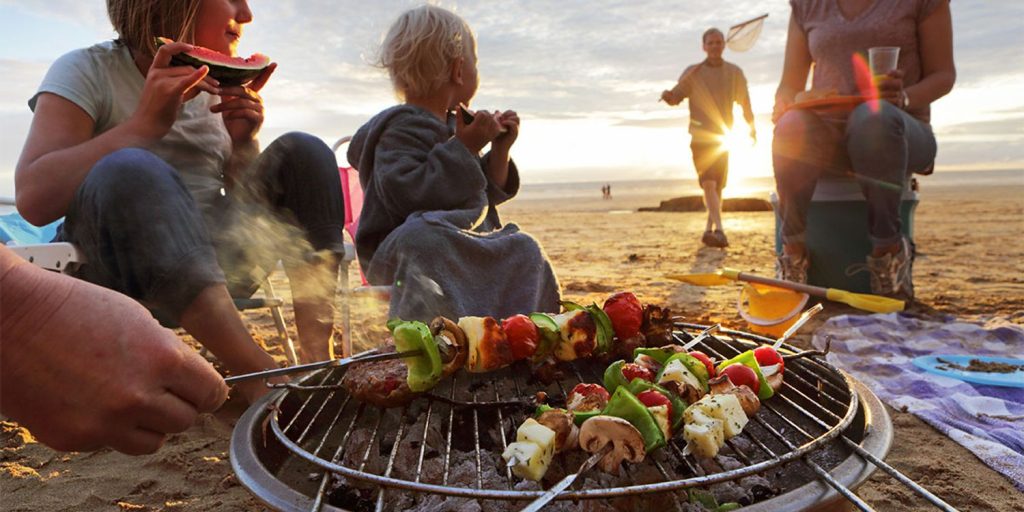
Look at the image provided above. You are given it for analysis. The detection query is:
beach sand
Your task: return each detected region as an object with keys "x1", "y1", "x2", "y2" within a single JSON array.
[{"x1": 2, "y1": 179, "x2": 1022, "y2": 511}]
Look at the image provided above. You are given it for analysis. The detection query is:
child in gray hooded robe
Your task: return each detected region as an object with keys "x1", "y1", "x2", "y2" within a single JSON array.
[{"x1": 347, "y1": 5, "x2": 560, "y2": 322}]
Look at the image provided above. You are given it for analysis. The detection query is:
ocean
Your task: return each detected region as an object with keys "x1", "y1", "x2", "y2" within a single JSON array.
[{"x1": 1, "y1": 169, "x2": 1021, "y2": 217}]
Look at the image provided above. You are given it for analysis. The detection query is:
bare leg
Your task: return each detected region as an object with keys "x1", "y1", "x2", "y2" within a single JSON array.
[
  {"x1": 179, "y1": 285, "x2": 282, "y2": 403},
  {"x1": 702, "y1": 180, "x2": 724, "y2": 233},
  {"x1": 287, "y1": 252, "x2": 340, "y2": 362}
]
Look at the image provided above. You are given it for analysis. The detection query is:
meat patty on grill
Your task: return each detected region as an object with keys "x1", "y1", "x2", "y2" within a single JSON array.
[{"x1": 341, "y1": 343, "x2": 418, "y2": 408}]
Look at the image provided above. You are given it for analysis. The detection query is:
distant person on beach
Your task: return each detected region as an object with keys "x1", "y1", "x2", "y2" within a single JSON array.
[
  {"x1": 662, "y1": 28, "x2": 756, "y2": 248},
  {"x1": 771, "y1": 0, "x2": 955, "y2": 299},
  {"x1": 14, "y1": 0, "x2": 347, "y2": 402},
  {"x1": 1, "y1": 245, "x2": 228, "y2": 455},
  {"x1": 346, "y1": 5, "x2": 560, "y2": 321}
]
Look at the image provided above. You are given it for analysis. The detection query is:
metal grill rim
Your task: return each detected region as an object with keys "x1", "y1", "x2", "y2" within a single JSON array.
[{"x1": 262, "y1": 324, "x2": 861, "y2": 501}]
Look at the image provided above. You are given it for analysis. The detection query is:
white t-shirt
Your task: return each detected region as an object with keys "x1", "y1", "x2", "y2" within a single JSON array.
[{"x1": 29, "y1": 40, "x2": 232, "y2": 211}]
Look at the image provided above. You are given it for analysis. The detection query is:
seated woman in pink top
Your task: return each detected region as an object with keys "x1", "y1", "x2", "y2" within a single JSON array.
[{"x1": 771, "y1": 0, "x2": 955, "y2": 299}]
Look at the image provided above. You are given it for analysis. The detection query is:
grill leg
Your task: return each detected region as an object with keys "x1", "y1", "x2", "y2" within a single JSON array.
[{"x1": 262, "y1": 276, "x2": 299, "y2": 366}]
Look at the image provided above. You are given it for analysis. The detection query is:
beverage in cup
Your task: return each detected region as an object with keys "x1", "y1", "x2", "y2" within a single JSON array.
[{"x1": 869, "y1": 46, "x2": 900, "y2": 83}]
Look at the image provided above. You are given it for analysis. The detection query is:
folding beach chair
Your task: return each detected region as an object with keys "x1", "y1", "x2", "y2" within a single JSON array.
[
  {"x1": 0, "y1": 202, "x2": 301, "y2": 365},
  {"x1": 332, "y1": 136, "x2": 392, "y2": 355}
]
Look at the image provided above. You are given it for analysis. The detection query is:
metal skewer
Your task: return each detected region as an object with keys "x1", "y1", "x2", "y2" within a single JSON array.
[
  {"x1": 772, "y1": 303, "x2": 824, "y2": 350},
  {"x1": 682, "y1": 323, "x2": 721, "y2": 350},
  {"x1": 224, "y1": 349, "x2": 423, "y2": 384},
  {"x1": 519, "y1": 444, "x2": 613, "y2": 512}
]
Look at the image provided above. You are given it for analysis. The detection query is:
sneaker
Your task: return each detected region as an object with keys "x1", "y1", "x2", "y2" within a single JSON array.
[
  {"x1": 713, "y1": 230, "x2": 730, "y2": 247},
  {"x1": 776, "y1": 252, "x2": 809, "y2": 283},
  {"x1": 855, "y1": 238, "x2": 915, "y2": 299}
]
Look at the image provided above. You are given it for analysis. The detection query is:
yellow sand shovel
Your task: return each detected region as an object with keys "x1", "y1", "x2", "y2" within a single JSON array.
[{"x1": 667, "y1": 267, "x2": 905, "y2": 314}]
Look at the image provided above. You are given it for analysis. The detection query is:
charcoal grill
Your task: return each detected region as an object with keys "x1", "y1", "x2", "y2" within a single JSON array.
[{"x1": 231, "y1": 324, "x2": 959, "y2": 511}]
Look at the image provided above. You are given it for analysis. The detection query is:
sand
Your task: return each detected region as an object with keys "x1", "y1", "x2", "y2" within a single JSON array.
[{"x1": 2, "y1": 180, "x2": 1022, "y2": 511}]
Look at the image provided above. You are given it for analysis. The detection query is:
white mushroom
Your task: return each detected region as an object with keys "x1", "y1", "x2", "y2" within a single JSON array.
[
  {"x1": 578, "y1": 416, "x2": 646, "y2": 474},
  {"x1": 536, "y1": 409, "x2": 579, "y2": 453}
]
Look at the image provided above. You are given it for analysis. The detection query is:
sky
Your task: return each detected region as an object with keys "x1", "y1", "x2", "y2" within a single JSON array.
[{"x1": 1, "y1": 0, "x2": 1022, "y2": 199}]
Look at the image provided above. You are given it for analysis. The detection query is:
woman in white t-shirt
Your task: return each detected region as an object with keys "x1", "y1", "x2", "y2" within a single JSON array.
[{"x1": 14, "y1": 0, "x2": 346, "y2": 403}]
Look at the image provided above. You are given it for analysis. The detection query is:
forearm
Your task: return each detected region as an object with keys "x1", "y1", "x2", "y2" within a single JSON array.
[
  {"x1": 15, "y1": 122, "x2": 153, "y2": 226},
  {"x1": 0, "y1": 248, "x2": 74, "y2": 348},
  {"x1": 485, "y1": 146, "x2": 511, "y2": 191},
  {"x1": 904, "y1": 71, "x2": 955, "y2": 109},
  {"x1": 224, "y1": 138, "x2": 260, "y2": 191}
]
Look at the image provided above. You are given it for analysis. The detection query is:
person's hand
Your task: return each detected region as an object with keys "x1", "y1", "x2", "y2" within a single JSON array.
[
  {"x1": 0, "y1": 262, "x2": 228, "y2": 455},
  {"x1": 772, "y1": 97, "x2": 793, "y2": 123},
  {"x1": 876, "y1": 69, "x2": 906, "y2": 107},
  {"x1": 127, "y1": 41, "x2": 221, "y2": 143},
  {"x1": 213, "y1": 63, "x2": 277, "y2": 145},
  {"x1": 491, "y1": 110, "x2": 520, "y2": 153},
  {"x1": 455, "y1": 104, "x2": 502, "y2": 154},
  {"x1": 660, "y1": 90, "x2": 678, "y2": 106}
]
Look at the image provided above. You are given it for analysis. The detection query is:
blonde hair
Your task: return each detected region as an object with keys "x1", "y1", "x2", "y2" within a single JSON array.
[
  {"x1": 107, "y1": 0, "x2": 202, "y2": 57},
  {"x1": 377, "y1": 5, "x2": 475, "y2": 99}
]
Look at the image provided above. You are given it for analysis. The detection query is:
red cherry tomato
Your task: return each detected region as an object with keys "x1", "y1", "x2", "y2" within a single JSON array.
[
  {"x1": 603, "y1": 292, "x2": 644, "y2": 340},
  {"x1": 721, "y1": 364, "x2": 760, "y2": 394},
  {"x1": 636, "y1": 389, "x2": 673, "y2": 419},
  {"x1": 688, "y1": 351, "x2": 716, "y2": 378},
  {"x1": 754, "y1": 346, "x2": 784, "y2": 373},
  {"x1": 621, "y1": 362, "x2": 654, "y2": 382},
  {"x1": 502, "y1": 314, "x2": 540, "y2": 360},
  {"x1": 570, "y1": 383, "x2": 611, "y2": 402}
]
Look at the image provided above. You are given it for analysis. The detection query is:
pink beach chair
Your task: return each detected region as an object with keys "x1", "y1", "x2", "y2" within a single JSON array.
[{"x1": 333, "y1": 136, "x2": 392, "y2": 355}]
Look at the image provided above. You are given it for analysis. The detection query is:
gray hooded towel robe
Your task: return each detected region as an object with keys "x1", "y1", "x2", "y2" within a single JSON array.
[{"x1": 347, "y1": 105, "x2": 561, "y2": 322}]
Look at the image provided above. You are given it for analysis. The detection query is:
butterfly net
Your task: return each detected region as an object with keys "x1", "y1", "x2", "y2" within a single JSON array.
[{"x1": 726, "y1": 14, "x2": 768, "y2": 52}]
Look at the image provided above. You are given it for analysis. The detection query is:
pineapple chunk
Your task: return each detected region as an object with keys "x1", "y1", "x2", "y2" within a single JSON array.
[
  {"x1": 697, "y1": 394, "x2": 748, "y2": 439},
  {"x1": 502, "y1": 442, "x2": 551, "y2": 481},
  {"x1": 648, "y1": 404, "x2": 671, "y2": 440},
  {"x1": 658, "y1": 359, "x2": 703, "y2": 391}
]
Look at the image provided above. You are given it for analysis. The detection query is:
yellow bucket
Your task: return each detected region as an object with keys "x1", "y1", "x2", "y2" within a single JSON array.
[{"x1": 737, "y1": 283, "x2": 810, "y2": 338}]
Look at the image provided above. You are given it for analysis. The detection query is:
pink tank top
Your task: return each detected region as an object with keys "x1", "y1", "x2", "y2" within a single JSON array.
[{"x1": 791, "y1": 0, "x2": 947, "y2": 123}]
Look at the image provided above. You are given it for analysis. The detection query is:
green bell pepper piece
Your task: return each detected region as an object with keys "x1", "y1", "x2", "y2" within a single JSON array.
[
  {"x1": 535, "y1": 404, "x2": 602, "y2": 427},
  {"x1": 633, "y1": 346, "x2": 679, "y2": 366},
  {"x1": 603, "y1": 360, "x2": 630, "y2": 394},
  {"x1": 659, "y1": 352, "x2": 710, "y2": 391},
  {"x1": 391, "y1": 321, "x2": 443, "y2": 392},
  {"x1": 602, "y1": 387, "x2": 666, "y2": 453},
  {"x1": 585, "y1": 303, "x2": 614, "y2": 354},
  {"x1": 626, "y1": 379, "x2": 688, "y2": 430},
  {"x1": 716, "y1": 350, "x2": 775, "y2": 400}
]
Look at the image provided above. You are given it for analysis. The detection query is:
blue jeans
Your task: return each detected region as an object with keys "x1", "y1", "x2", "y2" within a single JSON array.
[
  {"x1": 772, "y1": 101, "x2": 936, "y2": 250},
  {"x1": 59, "y1": 132, "x2": 344, "y2": 319}
]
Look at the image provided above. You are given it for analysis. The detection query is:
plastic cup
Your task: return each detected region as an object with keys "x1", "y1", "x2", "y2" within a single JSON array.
[{"x1": 868, "y1": 46, "x2": 900, "y2": 78}]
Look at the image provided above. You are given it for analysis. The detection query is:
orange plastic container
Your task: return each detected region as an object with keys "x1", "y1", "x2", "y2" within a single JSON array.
[{"x1": 737, "y1": 283, "x2": 810, "y2": 338}]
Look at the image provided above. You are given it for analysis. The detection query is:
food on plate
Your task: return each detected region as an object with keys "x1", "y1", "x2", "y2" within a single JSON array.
[
  {"x1": 155, "y1": 36, "x2": 271, "y2": 86},
  {"x1": 794, "y1": 87, "x2": 838, "y2": 103}
]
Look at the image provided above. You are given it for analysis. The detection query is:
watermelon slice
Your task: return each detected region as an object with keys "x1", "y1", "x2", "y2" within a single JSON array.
[{"x1": 155, "y1": 37, "x2": 270, "y2": 86}]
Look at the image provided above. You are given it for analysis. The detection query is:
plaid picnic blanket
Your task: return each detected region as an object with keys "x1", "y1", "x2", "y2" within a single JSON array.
[{"x1": 813, "y1": 313, "x2": 1024, "y2": 491}]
